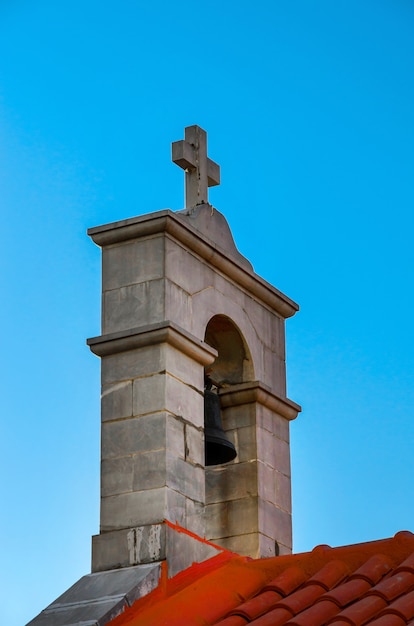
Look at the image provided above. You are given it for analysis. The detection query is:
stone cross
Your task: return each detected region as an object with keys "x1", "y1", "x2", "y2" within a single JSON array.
[{"x1": 172, "y1": 125, "x2": 220, "y2": 208}]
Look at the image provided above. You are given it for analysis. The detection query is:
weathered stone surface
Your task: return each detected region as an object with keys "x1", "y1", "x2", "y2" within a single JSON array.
[
  {"x1": 274, "y1": 469, "x2": 292, "y2": 512},
  {"x1": 176, "y1": 204, "x2": 253, "y2": 272},
  {"x1": 164, "y1": 343, "x2": 205, "y2": 390},
  {"x1": 101, "y1": 456, "x2": 134, "y2": 497},
  {"x1": 88, "y1": 202, "x2": 300, "y2": 565},
  {"x1": 165, "y1": 488, "x2": 186, "y2": 527},
  {"x1": 164, "y1": 278, "x2": 192, "y2": 330},
  {"x1": 101, "y1": 344, "x2": 163, "y2": 385},
  {"x1": 257, "y1": 461, "x2": 276, "y2": 504},
  {"x1": 165, "y1": 236, "x2": 214, "y2": 295},
  {"x1": 185, "y1": 423, "x2": 204, "y2": 466},
  {"x1": 221, "y1": 403, "x2": 256, "y2": 430},
  {"x1": 256, "y1": 426, "x2": 291, "y2": 475},
  {"x1": 132, "y1": 374, "x2": 203, "y2": 426},
  {"x1": 166, "y1": 454, "x2": 204, "y2": 502},
  {"x1": 215, "y1": 532, "x2": 259, "y2": 557},
  {"x1": 101, "y1": 487, "x2": 165, "y2": 531},
  {"x1": 92, "y1": 525, "x2": 166, "y2": 571},
  {"x1": 101, "y1": 413, "x2": 166, "y2": 460},
  {"x1": 262, "y1": 347, "x2": 286, "y2": 395},
  {"x1": 165, "y1": 523, "x2": 222, "y2": 578},
  {"x1": 101, "y1": 380, "x2": 133, "y2": 422},
  {"x1": 233, "y1": 425, "x2": 257, "y2": 462},
  {"x1": 186, "y1": 498, "x2": 205, "y2": 537},
  {"x1": 206, "y1": 496, "x2": 258, "y2": 540},
  {"x1": 132, "y1": 449, "x2": 167, "y2": 493},
  {"x1": 258, "y1": 498, "x2": 292, "y2": 549},
  {"x1": 257, "y1": 405, "x2": 290, "y2": 442},
  {"x1": 102, "y1": 235, "x2": 164, "y2": 291},
  {"x1": 205, "y1": 462, "x2": 258, "y2": 504},
  {"x1": 103, "y1": 279, "x2": 165, "y2": 334},
  {"x1": 27, "y1": 563, "x2": 162, "y2": 626},
  {"x1": 166, "y1": 415, "x2": 186, "y2": 459}
]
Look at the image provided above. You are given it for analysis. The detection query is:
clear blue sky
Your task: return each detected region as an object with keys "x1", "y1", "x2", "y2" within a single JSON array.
[{"x1": 1, "y1": 2, "x2": 413, "y2": 624}]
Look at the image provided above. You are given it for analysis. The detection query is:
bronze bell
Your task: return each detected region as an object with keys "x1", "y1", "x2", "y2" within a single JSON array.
[{"x1": 204, "y1": 386, "x2": 237, "y2": 466}]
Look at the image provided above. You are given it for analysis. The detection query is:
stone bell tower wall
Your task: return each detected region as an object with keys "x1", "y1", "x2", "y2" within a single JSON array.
[{"x1": 87, "y1": 205, "x2": 300, "y2": 570}]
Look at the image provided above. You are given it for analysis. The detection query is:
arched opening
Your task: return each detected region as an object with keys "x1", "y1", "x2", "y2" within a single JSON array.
[
  {"x1": 204, "y1": 314, "x2": 254, "y2": 386},
  {"x1": 203, "y1": 315, "x2": 254, "y2": 467}
]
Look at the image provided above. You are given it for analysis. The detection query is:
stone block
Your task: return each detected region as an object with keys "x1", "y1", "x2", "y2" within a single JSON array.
[
  {"x1": 133, "y1": 373, "x2": 204, "y2": 427},
  {"x1": 221, "y1": 403, "x2": 256, "y2": 430},
  {"x1": 102, "y1": 235, "x2": 164, "y2": 291},
  {"x1": 257, "y1": 405, "x2": 290, "y2": 442},
  {"x1": 206, "y1": 496, "x2": 258, "y2": 540},
  {"x1": 277, "y1": 542, "x2": 292, "y2": 556},
  {"x1": 101, "y1": 413, "x2": 166, "y2": 459},
  {"x1": 101, "y1": 487, "x2": 166, "y2": 532},
  {"x1": 126, "y1": 524, "x2": 165, "y2": 564},
  {"x1": 165, "y1": 524, "x2": 221, "y2": 579},
  {"x1": 259, "y1": 532, "x2": 278, "y2": 558},
  {"x1": 163, "y1": 343, "x2": 205, "y2": 391},
  {"x1": 165, "y1": 488, "x2": 186, "y2": 526},
  {"x1": 257, "y1": 461, "x2": 276, "y2": 504},
  {"x1": 257, "y1": 427, "x2": 291, "y2": 476},
  {"x1": 132, "y1": 449, "x2": 167, "y2": 492},
  {"x1": 212, "y1": 272, "x2": 246, "y2": 311},
  {"x1": 166, "y1": 454, "x2": 204, "y2": 502},
  {"x1": 101, "y1": 487, "x2": 165, "y2": 531},
  {"x1": 258, "y1": 498, "x2": 292, "y2": 550},
  {"x1": 92, "y1": 526, "x2": 166, "y2": 571},
  {"x1": 186, "y1": 498, "x2": 205, "y2": 537},
  {"x1": 185, "y1": 423, "x2": 204, "y2": 465},
  {"x1": 165, "y1": 237, "x2": 214, "y2": 295},
  {"x1": 205, "y1": 501, "x2": 227, "y2": 540},
  {"x1": 101, "y1": 456, "x2": 134, "y2": 497},
  {"x1": 233, "y1": 425, "x2": 257, "y2": 462},
  {"x1": 165, "y1": 279, "x2": 192, "y2": 330},
  {"x1": 205, "y1": 462, "x2": 257, "y2": 504},
  {"x1": 166, "y1": 416, "x2": 186, "y2": 459},
  {"x1": 262, "y1": 347, "x2": 286, "y2": 394},
  {"x1": 101, "y1": 345, "x2": 163, "y2": 385},
  {"x1": 274, "y1": 470, "x2": 292, "y2": 512},
  {"x1": 103, "y1": 279, "x2": 165, "y2": 334},
  {"x1": 101, "y1": 380, "x2": 133, "y2": 422},
  {"x1": 215, "y1": 532, "x2": 259, "y2": 558}
]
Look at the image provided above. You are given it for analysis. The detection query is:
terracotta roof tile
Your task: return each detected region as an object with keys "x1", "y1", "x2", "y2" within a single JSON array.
[
  {"x1": 305, "y1": 561, "x2": 350, "y2": 591},
  {"x1": 322, "y1": 578, "x2": 372, "y2": 608},
  {"x1": 227, "y1": 590, "x2": 282, "y2": 620},
  {"x1": 349, "y1": 554, "x2": 393, "y2": 585},
  {"x1": 395, "y1": 552, "x2": 414, "y2": 574},
  {"x1": 214, "y1": 616, "x2": 248, "y2": 626},
  {"x1": 249, "y1": 606, "x2": 294, "y2": 625},
  {"x1": 383, "y1": 588, "x2": 414, "y2": 621},
  {"x1": 369, "y1": 570, "x2": 414, "y2": 602},
  {"x1": 327, "y1": 595, "x2": 388, "y2": 624},
  {"x1": 288, "y1": 598, "x2": 340, "y2": 625},
  {"x1": 108, "y1": 531, "x2": 414, "y2": 626},
  {"x1": 262, "y1": 566, "x2": 308, "y2": 595},
  {"x1": 276, "y1": 582, "x2": 328, "y2": 614},
  {"x1": 371, "y1": 616, "x2": 406, "y2": 626}
]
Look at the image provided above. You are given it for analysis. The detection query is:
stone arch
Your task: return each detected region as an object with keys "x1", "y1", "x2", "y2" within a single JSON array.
[{"x1": 204, "y1": 314, "x2": 254, "y2": 386}]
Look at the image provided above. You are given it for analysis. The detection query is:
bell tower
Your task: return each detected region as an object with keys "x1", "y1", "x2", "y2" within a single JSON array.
[{"x1": 87, "y1": 125, "x2": 300, "y2": 575}]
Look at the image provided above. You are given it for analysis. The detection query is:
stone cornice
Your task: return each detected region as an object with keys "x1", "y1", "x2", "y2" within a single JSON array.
[
  {"x1": 87, "y1": 209, "x2": 299, "y2": 319},
  {"x1": 87, "y1": 320, "x2": 217, "y2": 366},
  {"x1": 219, "y1": 380, "x2": 301, "y2": 421}
]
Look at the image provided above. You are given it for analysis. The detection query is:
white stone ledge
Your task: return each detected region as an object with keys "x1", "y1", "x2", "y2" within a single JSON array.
[
  {"x1": 88, "y1": 209, "x2": 299, "y2": 319},
  {"x1": 219, "y1": 380, "x2": 301, "y2": 421},
  {"x1": 87, "y1": 320, "x2": 217, "y2": 365}
]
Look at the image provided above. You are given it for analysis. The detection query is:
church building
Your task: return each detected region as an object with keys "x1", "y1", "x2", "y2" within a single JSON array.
[{"x1": 28, "y1": 126, "x2": 414, "y2": 626}]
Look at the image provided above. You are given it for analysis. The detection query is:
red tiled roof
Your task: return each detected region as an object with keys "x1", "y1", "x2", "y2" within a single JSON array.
[{"x1": 109, "y1": 531, "x2": 414, "y2": 626}]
